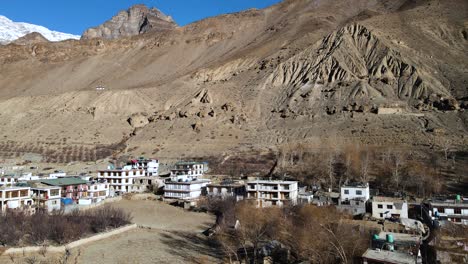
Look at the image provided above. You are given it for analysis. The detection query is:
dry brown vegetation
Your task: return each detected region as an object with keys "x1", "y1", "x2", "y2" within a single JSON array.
[
  {"x1": 274, "y1": 139, "x2": 461, "y2": 197},
  {"x1": 210, "y1": 200, "x2": 369, "y2": 264},
  {"x1": 0, "y1": 206, "x2": 131, "y2": 247}
]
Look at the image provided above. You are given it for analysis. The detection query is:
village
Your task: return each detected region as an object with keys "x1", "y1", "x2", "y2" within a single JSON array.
[{"x1": 0, "y1": 156, "x2": 466, "y2": 263}]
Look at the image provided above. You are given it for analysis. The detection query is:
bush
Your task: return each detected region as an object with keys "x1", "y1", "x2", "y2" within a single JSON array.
[{"x1": 0, "y1": 206, "x2": 132, "y2": 246}]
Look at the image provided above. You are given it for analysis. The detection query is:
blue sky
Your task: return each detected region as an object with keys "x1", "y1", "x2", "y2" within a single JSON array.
[{"x1": 1, "y1": 0, "x2": 282, "y2": 35}]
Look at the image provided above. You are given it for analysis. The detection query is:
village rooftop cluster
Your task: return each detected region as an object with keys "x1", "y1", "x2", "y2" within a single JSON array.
[{"x1": 0, "y1": 157, "x2": 467, "y2": 263}]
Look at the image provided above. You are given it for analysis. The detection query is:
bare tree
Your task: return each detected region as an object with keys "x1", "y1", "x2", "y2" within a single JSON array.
[
  {"x1": 439, "y1": 138, "x2": 452, "y2": 161},
  {"x1": 360, "y1": 151, "x2": 370, "y2": 183}
]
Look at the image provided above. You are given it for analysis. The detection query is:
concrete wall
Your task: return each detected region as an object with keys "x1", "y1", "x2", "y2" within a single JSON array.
[{"x1": 3, "y1": 224, "x2": 137, "y2": 255}]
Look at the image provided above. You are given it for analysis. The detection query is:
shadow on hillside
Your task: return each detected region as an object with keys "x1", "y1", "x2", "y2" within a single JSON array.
[{"x1": 159, "y1": 230, "x2": 223, "y2": 263}]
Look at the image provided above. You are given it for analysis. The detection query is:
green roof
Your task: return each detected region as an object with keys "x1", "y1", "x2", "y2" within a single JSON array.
[{"x1": 40, "y1": 178, "x2": 88, "y2": 186}]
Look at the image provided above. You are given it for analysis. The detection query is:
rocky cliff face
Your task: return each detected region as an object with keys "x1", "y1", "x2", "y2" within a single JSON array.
[{"x1": 82, "y1": 5, "x2": 177, "y2": 40}]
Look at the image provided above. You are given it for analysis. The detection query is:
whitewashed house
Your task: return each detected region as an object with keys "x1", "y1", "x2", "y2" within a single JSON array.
[
  {"x1": 0, "y1": 186, "x2": 33, "y2": 211},
  {"x1": 0, "y1": 176, "x2": 18, "y2": 187},
  {"x1": 30, "y1": 184, "x2": 61, "y2": 212},
  {"x1": 123, "y1": 158, "x2": 159, "y2": 176},
  {"x1": 340, "y1": 182, "x2": 370, "y2": 202},
  {"x1": 164, "y1": 162, "x2": 210, "y2": 201},
  {"x1": 246, "y1": 180, "x2": 298, "y2": 207},
  {"x1": 427, "y1": 196, "x2": 468, "y2": 225},
  {"x1": 372, "y1": 196, "x2": 408, "y2": 220},
  {"x1": 87, "y1": 179, "x2": 110, "y2": 202},
  {"x1": 170, "y1": 161, "x2": 206, "y2": 180},
  {"x1": 164, "y1": 178, "x2": 211, "y2": 200},
  {"x1": 97, "y1": 169, "x2": 146, "y2": 194}
]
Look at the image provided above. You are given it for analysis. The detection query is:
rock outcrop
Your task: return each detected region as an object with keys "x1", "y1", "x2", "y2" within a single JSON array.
[
  {"x1": 82, "y1": 5, "x2": 177, "y2": 40},
  {"x1": 12, "y1": 32, "x2": 49, "y2": 45},
  {"x1": 268, "y1": 24, "x2": 454, "y2": 115}
]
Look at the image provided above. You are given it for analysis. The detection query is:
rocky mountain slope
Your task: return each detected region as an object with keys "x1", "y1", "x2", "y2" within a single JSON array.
[
  {"x1": 82, "y1": 5, "x2": 177, "y2": 40},
  {"x1": 0, "y1": 15, "x2": 79, "y2": 44},
  {"x1": 0, "y1": 0, "x2": 466, "y2": 163}
]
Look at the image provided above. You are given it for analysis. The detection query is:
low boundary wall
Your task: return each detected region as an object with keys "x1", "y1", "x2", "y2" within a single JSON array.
[{"x1": 3, "y1": 223, "x2": 137, "y2": 255}]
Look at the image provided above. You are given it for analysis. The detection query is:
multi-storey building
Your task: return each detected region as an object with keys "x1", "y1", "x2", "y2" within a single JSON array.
[
  {"x1": 164, "y1": 161, "x2": 210, "y2": 201},
  {"x1": 0, "y1": 176, "x2": 18, "y2": 187},
  {"x1": 246, "y1": 180, "x2": 298, "y2": 207},
  {"x1": 206, "y1": 181, "x2": 246, "y2": 201},
  {"x1": 372, "y1": 196, "x2": 408, "y2": 220},
  {"x1": 40, "y1": 178, "x2": 89, "y2": 201},
  {"x1": 164, "y1": 178, "x2": 211, "y2": 200},
  {"x1": 427, "y1": 195, "x2": 468, "y2": 225},
  {"x1": 170, "y1": 161, "x2": 206, "y2": 180},
  {"x1": 87, "y1": 179, "x2": 110, "y2": 202},
  {"x1": 0, "y1": 186, "x2": 33, "y2": 211},
  {"x1": 30, "y1": 183, "x2": 61, "y2": 212},
  {"x1": 123, "y1": 158, "x2": 159, "y2": 176},
  {"x1": 97, "y1": 169, "x2": 146, "y2": 194}
]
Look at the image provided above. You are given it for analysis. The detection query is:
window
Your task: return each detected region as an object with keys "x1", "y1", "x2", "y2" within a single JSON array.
[
  {"x1": 356, "y1": 190, "x2": 362, "y2": 195},
  {"x1": 380, "y1": 213, "x2": 383, "y2": 217},
  {"x1": 454, "y1": 208, "x2": 461, "y2": 214},
  {"x1": 378, "y1": 204, "x2": 383, "y2": 209},
  {"x1": 387, "y1": 205, "x2": 393, "y2": 209},
  {"x1": 438, "y1": 208, "x2": 445, "y2": 213},
  {"x1": 344, "y1": 190, "x2": 349, "y2": 194}
]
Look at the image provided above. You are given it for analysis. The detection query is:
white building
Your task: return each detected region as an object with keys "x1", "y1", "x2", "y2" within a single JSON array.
[
  {"x1": 97, "y1": 169, "x2": 147, "y2": 194},
  {"x1": 170, "y1": 161, "x2": 206, "y2": 180},
  {"x1": 372, "y1": 196, "x2": 408, "y2": 220},
  {"x1": 246, "y1": 180, "x2": 298, "y2": 207},
  {"x1": 427, "y1": 196, "x2": 468, "y2": 225},
  {"x1": 0, "y1": 176, "x2": 18, "y2": 187},
  {"x1": 122, "y1": 158, "x2": 159, "y2": 176},
  {"x1": 164, "y1": 179, "x2": 211, "y2": 200},
  {"x1": 87, "y1": 179, "x2": 110, "y2": 202},
  {"x1": 340, "y1": 182, "x2": 370, "y2": 202},
  {"x1": 0, "y1": 186, "x2": 33, "y2": 211},
  {"x1": 30, "y1": 184, "x2": 61, "y2": 212}
]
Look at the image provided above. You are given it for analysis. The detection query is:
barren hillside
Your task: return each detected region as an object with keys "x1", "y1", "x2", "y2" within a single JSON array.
[{"x1": 0, "y1": 0, "x2": 466, "y2": 163}]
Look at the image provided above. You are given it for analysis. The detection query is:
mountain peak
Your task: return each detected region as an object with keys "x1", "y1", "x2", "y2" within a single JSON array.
[
  {"x1": 0, "y1": 15, "x2": 80, "y2": 45},
  {"x1": 81, "y1": 4, "x2": 177, "y2": 40}
]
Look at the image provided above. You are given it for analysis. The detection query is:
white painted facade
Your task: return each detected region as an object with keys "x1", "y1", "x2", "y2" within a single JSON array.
[
  {"x1": 372, "y1": 197, "x2": 408, "y2": 220},
  {"x1": 0, "y1": 187, "x2": 33, "y2": 211},
  {"x1": 87, "y1": 180, "x2": 110, "y2": 201},
  {"x1": 340, "y1": 183, "x2": 370, "y2": 202},
  {"x1": 430, "y1": 199, "x2": 468, "y2": 225},
  {"x1": 0, "y1": 176, "x2": 18, "y2": 187},
  {"x1": 246, "y1": 180, "x2": 298, "y2": 207},
  {"x1": 164, "y1": 179, "x2": 211, "y2": 200},
  {"x1": 122, "y1": 158, "x2": 159, "y2": 176},
  {"x1": 31, "y1": 186, "x2": 61, "y2": 212},
  {"x1": 97, "y1": 169, "x2": 146, "y2": 194},
  {"x1": 170, "y1": 162, "x2": 205, "y2": 179}
]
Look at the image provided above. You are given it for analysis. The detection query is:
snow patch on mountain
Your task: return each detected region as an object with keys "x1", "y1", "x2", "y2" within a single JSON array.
[{"x1": 0, "y1": 15, "x2": 80, "y2": 44}]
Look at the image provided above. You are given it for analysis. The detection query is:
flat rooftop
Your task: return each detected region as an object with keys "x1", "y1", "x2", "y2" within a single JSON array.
[
  {"x1": 247, "y1": 180, "x2": 298, "y2": 184},
  {"x1": 362, "y1": 249, "x2": 420, "y2": 264},
  {"x1": 166, "y1": 179, "x2": 211, "y2": 185},
  {"x1": 373, "y1": 196, "x2": 407, "y2": 203}
]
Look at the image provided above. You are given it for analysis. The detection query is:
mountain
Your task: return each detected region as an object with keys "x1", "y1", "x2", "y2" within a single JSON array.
[
  {"x1": 82, "y1": 4, "x2": 177, "y2": 40},
  {"x1": 0, "y1": 0, "x2": 466, "y2": 163},
  {"x1": 0, "y1": 15, "x2": 80, "y2": 44}
]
